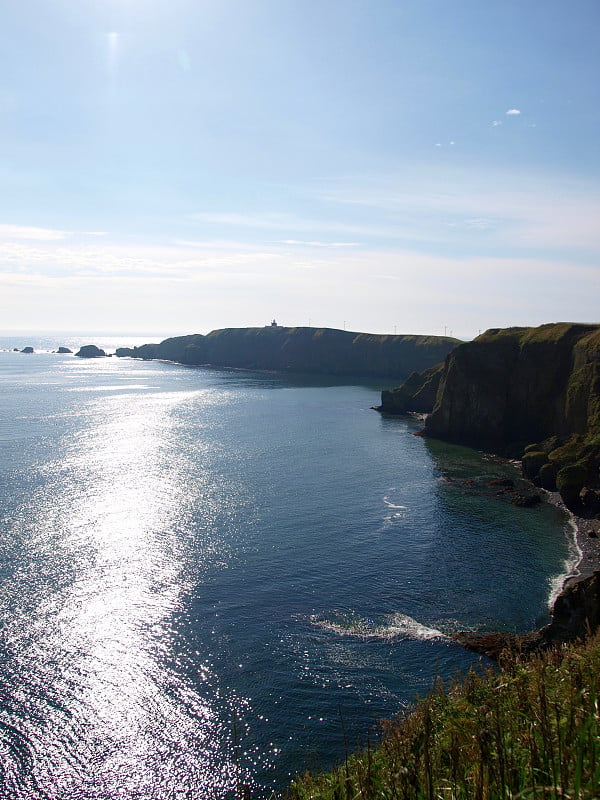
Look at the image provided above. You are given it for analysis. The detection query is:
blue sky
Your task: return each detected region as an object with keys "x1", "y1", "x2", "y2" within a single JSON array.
[{"x1": 1, "y1": 0, "x2": 599, "y2": 338}]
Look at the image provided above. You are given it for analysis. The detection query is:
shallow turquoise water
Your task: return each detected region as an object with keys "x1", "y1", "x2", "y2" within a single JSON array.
[{"x1": 0, "y1": 343, "x2": 572, "y2": 797}]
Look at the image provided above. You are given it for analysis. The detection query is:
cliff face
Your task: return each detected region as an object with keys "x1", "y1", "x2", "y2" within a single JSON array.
[
  {"x1": 117, "y1": 334, "x2": 206, "y2": 364},
  {"x1": 425, "y1": 323, "x2": 600, "y2": 451},
  {"x1": 380, "y1": 322, "x2": 600, "y2": 508},
  {"x1": 379, "y1": 363, "x2": 444, "y2": 414},
  {"x1": 544, "y1": 571, "x2": 600, "y2": 644},
  {"x1": 116, "y1": 326, "x2": 459, "y2": 381},
  {"x1": 417, "y1": 323, "x2": 600, "y2": 510}
]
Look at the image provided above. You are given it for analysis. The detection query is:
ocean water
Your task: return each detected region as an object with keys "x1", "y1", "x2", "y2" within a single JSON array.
[{"x1": 0, "y1": 337, "x2": 574, "y2": 798}]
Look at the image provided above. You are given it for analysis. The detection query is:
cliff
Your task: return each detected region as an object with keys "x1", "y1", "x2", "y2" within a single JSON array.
[
  {"x1": 119, "y1": 334, "x2": 207, "y2": 365},
  {"x1": 423, "y1": 323, "x2": 600, "y2": 510},
  {"x1": 116, "y1": 326, "x2": 459, "y2": 381},
  {"x1": 379, "y1": 363, "x2": 444, "y2": 414},
  {"x1": 425, "y1": 323, "x2": 600, "y2": 451},
  {"x1": 381, "y1": 323, "x2": 600, "y2": 510}
]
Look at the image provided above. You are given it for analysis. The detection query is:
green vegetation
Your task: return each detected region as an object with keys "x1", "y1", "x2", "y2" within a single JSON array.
[
  {"x1": 474, "y1": 323, "x2": 598, "y2": 347},
  {"x1": 116, "y1": 326, "x2": 459, "y2": 381},
  {"x1": 400, "y1": 322, "x2": 600, "y2": 506},
  {"x1": 379, "y1": 363, "x2": 445, "y2": 414},
  {"x1": 548, "y1": 438, "x2": 586, "y2": 465},
  {"x1": 521, "y1": 450, "x2": 549, "y2": 480},
  {"x1": 286, "y1": 634, "x2": 600, "y2": 800},
  {"x1": 539, "y1": 461, "x2": 560, "y2": 491},
  {"x1": 556, "y1": 462, "x2": 590, "y2": 506},
  {"x1": 521, "y1": 434, "x2": 600, "y2": 508}
]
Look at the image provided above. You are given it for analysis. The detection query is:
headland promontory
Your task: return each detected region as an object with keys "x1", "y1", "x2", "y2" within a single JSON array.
[{"x1": 116, "y1": 325, "x2": 460, "y2": 381}]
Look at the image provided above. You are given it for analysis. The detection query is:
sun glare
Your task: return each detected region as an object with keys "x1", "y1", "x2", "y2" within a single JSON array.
[{"x1": 107, "y1": 31, "x2": 119, "y2": 80}]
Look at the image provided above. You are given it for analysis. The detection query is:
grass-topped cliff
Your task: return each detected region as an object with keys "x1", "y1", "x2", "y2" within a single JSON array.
[
  {"x1": 116, "y1": 326, "x2": 460, "y2": 381},
  {"x1": 381, "y1": 323, "x2": 600, "y2": 512},
  {"x1": 287, "y1": 632, "x2": 600, "y2": 799},
  {"x1": 426, "y1": 323, "x2": 600, "y2": 449}
]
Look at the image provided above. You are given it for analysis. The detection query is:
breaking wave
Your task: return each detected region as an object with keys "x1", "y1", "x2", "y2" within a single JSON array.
[
  {"x1": 383, "y1": 496, "x2": 407, "y2": 510},
  {"x1": 310, "y1": 611, "x2": 447, "y2": 642}
]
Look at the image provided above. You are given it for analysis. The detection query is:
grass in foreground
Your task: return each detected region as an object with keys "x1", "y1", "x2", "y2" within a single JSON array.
[{"x1": 286, "y1": 634, "x2": 600, "y2": 799}]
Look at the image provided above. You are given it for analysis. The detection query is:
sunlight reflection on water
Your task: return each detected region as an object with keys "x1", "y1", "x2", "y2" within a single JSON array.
[
  {"x1": 0, "y1": 353, "x2": 573, "y2": 798},
  {"x1": 0, "y1": 387, "x2": 246, "y2": 798}
]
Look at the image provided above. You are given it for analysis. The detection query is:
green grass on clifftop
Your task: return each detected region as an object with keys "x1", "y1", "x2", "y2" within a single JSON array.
[
  {"x1": 474, "y1": 322, "x2": 599, "y2": 347},
  {"x1": 287, "y1": 634, "x2": 600, "y2": 800}
]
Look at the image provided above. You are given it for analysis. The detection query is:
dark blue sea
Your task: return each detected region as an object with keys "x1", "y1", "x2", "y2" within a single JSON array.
[{"x1": 0, "y1": 334, "x2": 576, "y2": 798}]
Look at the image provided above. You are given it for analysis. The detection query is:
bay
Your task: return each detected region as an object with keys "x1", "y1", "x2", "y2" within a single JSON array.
[{"x1": 0, "y1": 340, "x2": 573, "y2": 798}]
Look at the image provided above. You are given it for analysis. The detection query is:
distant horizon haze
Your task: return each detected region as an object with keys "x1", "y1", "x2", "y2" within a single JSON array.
[{"x1": 1, "y1": 319, "x2": 599, "y2": 346}]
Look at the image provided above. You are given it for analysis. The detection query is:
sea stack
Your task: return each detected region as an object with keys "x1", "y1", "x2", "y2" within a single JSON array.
[{"x1": 75, "y1": 344, "x2": 106, "y2": 358}]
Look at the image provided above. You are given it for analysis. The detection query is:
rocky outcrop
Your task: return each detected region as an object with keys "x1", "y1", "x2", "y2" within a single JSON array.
[
  {"x1": 378, "y1": 323, "x2": 600, "y2": 500},
  {"x1": 384, "y1": 323, "x2": 600, "y2": 510},
  {"x1": 75, "y1": 344, "x2": 106, "y2": 358},
  {"x1": 57, "y1": 347, "x2": 72, "y2": 354},
  {"x1": 546, "y1": 571, "x2": 600, "y2": 641},
  {"x1": 20, "y1": 346, "x2": 34, "y2": 354},
  {"x1": 425, "y1": 323, "x2": 600, "y2": 451},
  {"x1": 117, "y1": 334, "x2": 208, "y2": 365},
  {"x1": 454, "y1": 571, "x2": 600, "y2": 659},
  {"x1": 116, "y1": 327, "x2": 459, "y2": 381},
  {"x1": 379, "y1": 363, "x2": 444, "y2": 414}
]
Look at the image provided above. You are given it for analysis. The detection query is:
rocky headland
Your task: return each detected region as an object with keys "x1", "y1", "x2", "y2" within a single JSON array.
[
  {"x1": 378, "y1": 322, "x2": 600, "y2": 655},
  {"x1": 116, "y1": 326, "x2": 460, "y2": 381}
]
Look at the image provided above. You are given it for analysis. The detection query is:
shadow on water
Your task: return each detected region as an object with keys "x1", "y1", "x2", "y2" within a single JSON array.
[{"x1": 176, "y1": 361, "x2": 398, "y2": 392}]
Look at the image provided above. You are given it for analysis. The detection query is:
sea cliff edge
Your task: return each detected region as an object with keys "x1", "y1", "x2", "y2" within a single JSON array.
[
  {"x1": 115, "y1": 325, "x2": 460, "y2": 381},
  {"x1": 378, "y1": 322, "x2": 600, "y2": 656}
]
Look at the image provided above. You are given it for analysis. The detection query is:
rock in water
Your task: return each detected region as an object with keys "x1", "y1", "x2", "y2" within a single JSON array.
[{"x1": 75, "y1": 344, "x2": 106, "y2": 358}]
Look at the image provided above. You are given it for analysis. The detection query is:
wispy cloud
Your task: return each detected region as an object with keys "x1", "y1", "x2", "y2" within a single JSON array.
[
  {"x1": 459, "y1": 218, "x2": 495, "y2": 230},
  {"x1": 189, "y1": 210, "x2": 395, "y2": 241},
  {"x1": 506, "y1": 108, "x2": 521, "y2": 115},
  {"x1": 0, "y1": 233, "x2": 597, "y2": 340},
  {"x1": 190, "y1": 212, "x2": 294, "y2": 230},
  {"x1": 278, "y1": 240, "x2": 360, "y2": 248},
  {"x1": 316, "y1": 167, "x2": 600, "y2": 254},
  {"x1": 0, "y1": 224, "x2": 70, "y2": 241},
  {"x1": 0, "y1": 238, "x2": 287, "y2": 281}
]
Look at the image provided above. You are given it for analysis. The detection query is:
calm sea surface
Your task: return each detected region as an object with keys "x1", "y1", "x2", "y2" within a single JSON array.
[{"x1": 0, "y1": 335, "x2": 574, "y2": 798}]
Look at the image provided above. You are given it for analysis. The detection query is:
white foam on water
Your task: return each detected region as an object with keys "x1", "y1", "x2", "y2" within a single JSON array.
[
  {"x1": 383, "y1": 495, "x2": 407, "y2": 510},
  {"x1": 310, "y1": 611, "x2": 447, "y2": 642},
  {"x1": 547, "y1": 514, "x2": 582, "y2": 607}
]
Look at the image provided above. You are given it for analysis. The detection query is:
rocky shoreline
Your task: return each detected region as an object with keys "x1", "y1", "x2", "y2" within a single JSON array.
[
  {"x1": 454, "y1": 490, "x2": 600, "y2": 659},
  {"x1": 379, "y1": 323, "x2": 600, "y2": 660},
  {"x1": 563, "y1": 497, "x2": 600, "y2": 583}
]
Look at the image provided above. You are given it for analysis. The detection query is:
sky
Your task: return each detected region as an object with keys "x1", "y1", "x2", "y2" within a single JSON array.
[{"x1": 1, "y1": 0, "x2": 599, "y2": 340}]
